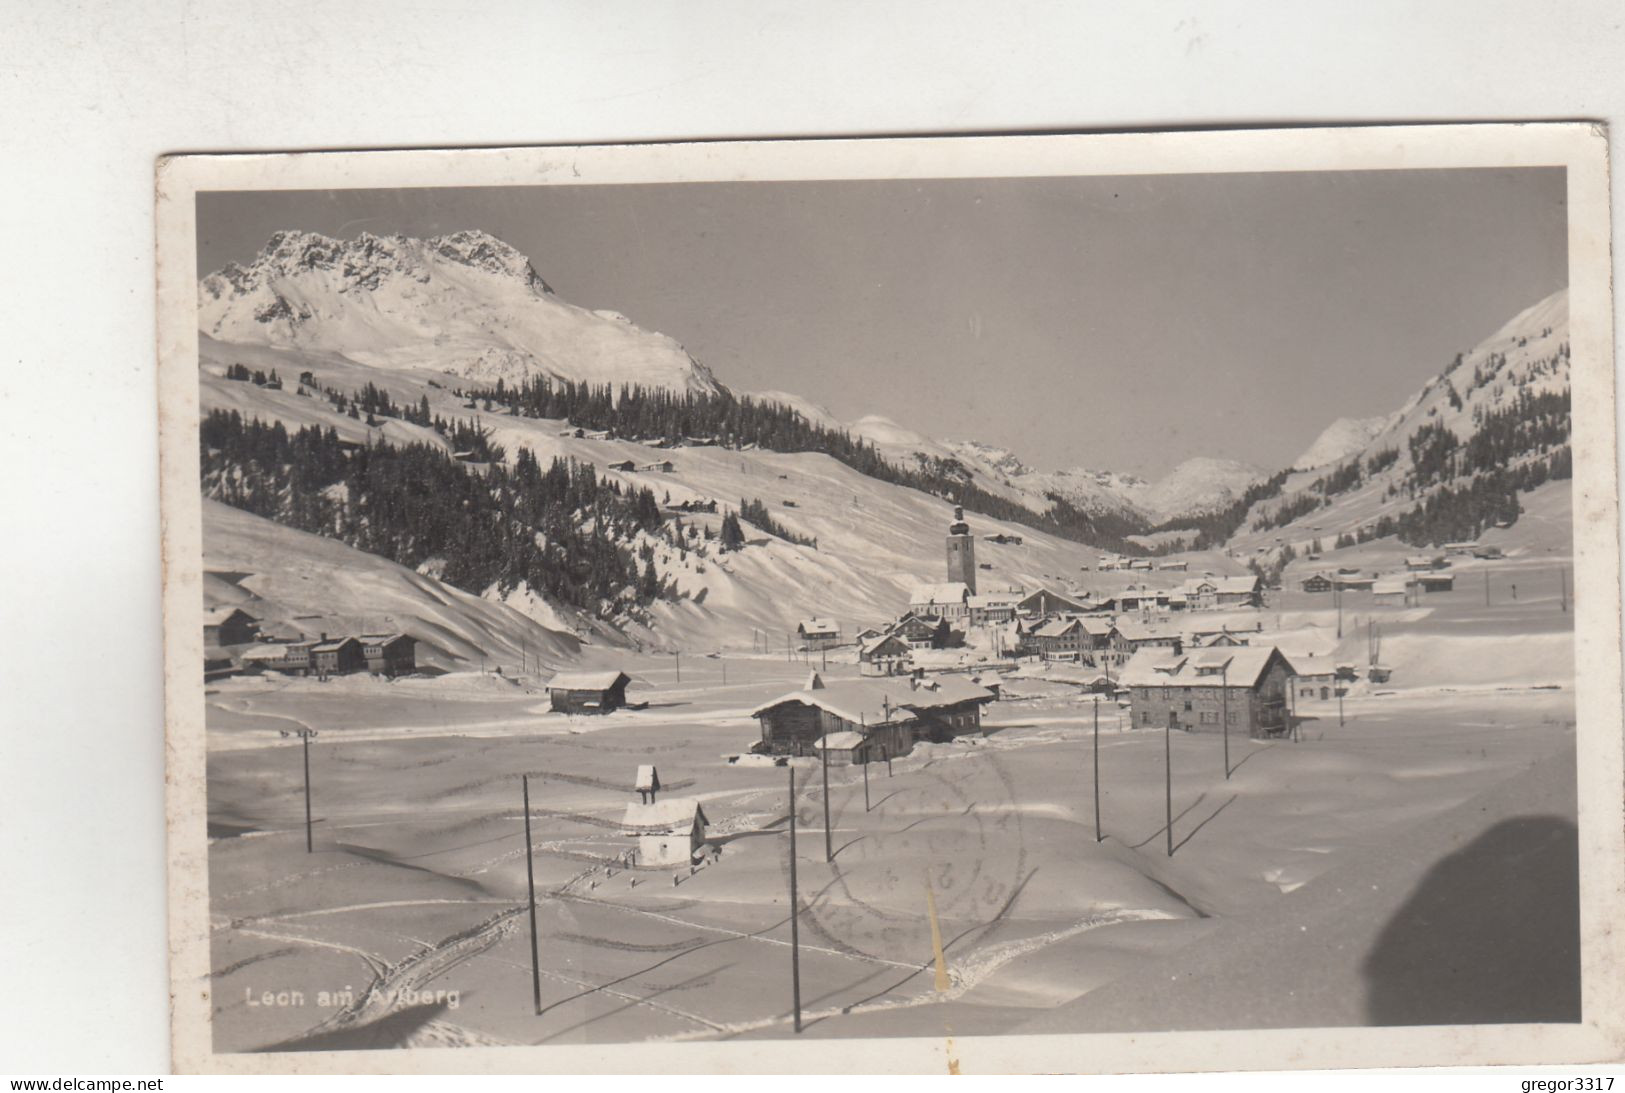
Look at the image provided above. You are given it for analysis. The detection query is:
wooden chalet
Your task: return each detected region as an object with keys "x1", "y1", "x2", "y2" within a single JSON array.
[
  {"x1": 751, "y1": 672, "x2": 995, "y2": 758},
  {"x1": 797, "y1": 618, "x2": 841, "y2": 650},
  {"x1": 890, "y1": 612, "x2": 950, "y2": 650},
  {"x1": 1300, "y1": 573, "x2": 1333, "y2": 594},
  {"x1": 546, "y1": 670, "x2": 633, "y2": 714},
  {"x1": 360, "y1": 633, "x2": 417, "y2": 676},
  {"x1": 311, "y1": 636, "x2": 364, "y2": 675},
  {"x1": 858, "y1": 633, "x2": 912, "y2": 676},
  {"x1": 203, "y1": 606, "x2": 260, "y2": 647}
]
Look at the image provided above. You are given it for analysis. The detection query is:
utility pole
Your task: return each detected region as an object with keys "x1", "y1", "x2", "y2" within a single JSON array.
[
  {"x1": 787, "y1": 765, "x2": 802, "y2": 1034},
  {"x1": 721, "y1": 659, "x2": 727, "y2": 686},
  {"x1": 1485, "y1": 567, "x2": 1491, "y2": 606},
  {"x1": 674, "y1": 651, "x2": 681, "y2": 683},
  {"x1": 1560, "y1": 567, "x2": 1569, "y2": 614},
  {"x1": 863, "y1": 747, "x2": 871, "y2": 812},
  {"x1": 297, "y1": 728, "x2": 318, "y2": 853},
  {"x1": 1339, "y1": 686, "x2": 1346, "y2": 727},
  {"x1": 883, "y1": 745, "x2": 892, "y2": 778},
  {"x1": 821, "y1": 733, "x2": 833, "y2": 863},
  {"x1": 521, "y1": 775, "x2": 542, "y2": 1016},
  {"x1": 1221, "y1": 663, "x2": 1231, "y2": 780},
  {"x1": 1092, "y1": 695, "x2": 1102, "y2": 843},
  {"x1": 1164, "y1": 713, "x2": 1174, "y2": 858},
  {"x1": 1335, "y1": 584, "x2": 1343, "y2": 639}
]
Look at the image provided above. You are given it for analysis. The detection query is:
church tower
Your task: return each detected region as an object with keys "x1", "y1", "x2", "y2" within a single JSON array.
[{"x1": 946, "y1": 505, "x2": 976, "y2": 594}]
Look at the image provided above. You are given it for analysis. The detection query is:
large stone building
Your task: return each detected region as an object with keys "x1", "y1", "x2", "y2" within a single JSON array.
[{"x1": 1122, "y1": 645, "x2": 1296, "y2": 738}]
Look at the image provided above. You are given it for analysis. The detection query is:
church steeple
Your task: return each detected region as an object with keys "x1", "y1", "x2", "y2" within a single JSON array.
[{"x1": 945, "y1": 505, "x2": 976, "y2": 593}]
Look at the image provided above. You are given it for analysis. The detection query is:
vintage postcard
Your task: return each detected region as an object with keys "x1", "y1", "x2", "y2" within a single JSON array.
[{"x1": 156, "y1": 125, "x2": 1622, "y2": 1073}]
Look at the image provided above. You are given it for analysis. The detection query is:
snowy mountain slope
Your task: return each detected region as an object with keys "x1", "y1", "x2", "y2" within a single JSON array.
[
  {"x1": 202, "y1": 499, "x2": 582, "y2": 672},
  {"x1": 1228, "y1": 288, "x2": 1570, "y2": 556},
  {"x1": 1292, "y1": 415, "x2": 1396, "y2": 471},
  {"x1": 200, "y1": 231, "x2": 720, "y2": 393}
]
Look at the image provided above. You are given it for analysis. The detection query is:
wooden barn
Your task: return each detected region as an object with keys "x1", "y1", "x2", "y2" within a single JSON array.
[
  {"x1": 546, "y1": 670, "x2": 633, "y2": 714},
  {"x1": 751, "y1": 672, "x2": 995, "y2": 758},
  {"x1": 620, "y1": 797, "x2": 708, "y2": 867},
  {"x1": 203, "y1": 606, "x2": 260, "y2": 647},
  {"x1": 360, "y1": 633, "x2": 417, "y2": 676}
]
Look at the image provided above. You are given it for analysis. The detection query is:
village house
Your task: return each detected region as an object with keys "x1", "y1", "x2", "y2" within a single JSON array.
[
  {"x1": 967, "y1": 589, "x2": 1023, "y2": 627},
  {"x1": 1413, "y1": 572, "x2": 1455, "y2": 593},
  {"x1": 909, "y1": 582, "x2": 971, "y2": 622},
  {"x1": 853, "y1": 626, "x2": 885, "y2": 645},
  {"x1": 1122, "y1": 645, "x2": 1296, "y2": 738},
  {"x1": 1332, "y1": 574, "x2": 1376, "y2": 592},
  {"x1": 1031, "y1": 617, "x2": 1089, "y2": 662},
  {"x1": 751, "y1": 672, "x2": 995, "y2": 758},
  {"x1": 1406, "y1": 554, "x2": 1447, "y2": 572},
  {"x1": 607, "y1": 459, "x2": 638, "y2": 472},
  {"x1": 642, "y1": 460, "x2": 675, "y2": 473},
  {"x1": 890, "y1": 612, "x2": 952, "y2": 650},
  {"x1": 1188, "y1": 627, "x2": 1251, "y2": 648},
  {"x1": 796, "y1": 618, "x2": 841, "y2": 650},
  {"x1": 1178, "y1": 574, "x2": 1261, "y2": 609},
  {"x1": 1294, "y1": 666, "x2": 1339, "y2": 702},
  {"x1": 360, "y1": 633, "x2": 417, "y2": 676},
  {"x1": 311, "y1": 636, "x2": 365, "y2": 676},
  {"x1": 245, "y1": 640, "x2": 315, "y2": 675},
  {"x1": 1300, "y1": 573, "x2": 1333, "y2": 594},
  {"x1": 545, "y1": 670, "x2": 633, "y2": 714},
  {"x1": 1104, "y1": 620, "x2": 1183, "y2": 668},
  {"x1": 620, "y1": 797, "x2": 708, "y2": 867},
  {"x1": 203, "y1": 606, "x2": 260, "y2": 647},
  {"x1": 1159, "y1": 560, "x2": 1190, "y2": 572},
  {"x1": 858, "y1": 632, "x2": 912, "y2": 676},
  {"x1": 1372, "y1": 574, "x2": 1411, "y2": 606},
  {"x1": 1472, "y1": 545, "x2": 1505, "y2": 559}
]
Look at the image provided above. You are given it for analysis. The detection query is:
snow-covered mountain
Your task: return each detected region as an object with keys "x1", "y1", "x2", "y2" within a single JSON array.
[
  {"x1": 1228, "y1": 287, "x2": 1571, "y2": 554},
  {"x1": 1291, "y1": 415, "x2": 1396, "y2": 471},
  {"x1": 200, "y1": 230, "x2": 720, "y2": 393}
]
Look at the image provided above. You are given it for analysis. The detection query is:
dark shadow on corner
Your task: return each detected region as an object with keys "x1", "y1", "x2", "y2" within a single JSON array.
[
  {"x1": 257, "y1": 1002, "x2": 447, "y2": 1052},
  {"x1": 1362, "y1": 814, "x2": 1579, "y2": 1026}
]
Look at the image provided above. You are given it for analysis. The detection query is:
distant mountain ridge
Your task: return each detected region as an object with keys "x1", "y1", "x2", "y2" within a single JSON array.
[{"x1": 200, "y1": 230, "x2": 720, "y2": 393}]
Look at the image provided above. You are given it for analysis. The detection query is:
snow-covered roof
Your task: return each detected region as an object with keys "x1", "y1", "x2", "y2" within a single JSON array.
[
  {"x1": 798, "y1": 618, "x2": 839, "y2": 635},
  {"x1": 547, "y1": 670, "x2": 631, "y2": 692},
  {"x1": 1372, "y1": 575, "x2": 1410, "y2": 594},
  {"x1": 1122, "y1": 645, "x2": 1294, "y2": 689},
  {"x1": 635, "y1": 765, "x2": 659, "y2": 791},
  {"x1": 239, "y1": 644, "x2": 289, "y2": 662},
  {"x1": 815, "y1": 731, "x2": 867, "y2": 750},
  {"x1": 967, "y1": 591, "x2": 1022, "y2": 608},
  {"x1": 751, "y1": 676, "x2": 993, "y2": 725},
  {"x1": 1032, "y1": 618, "x2": 1079, "y2": 638},
  {"x1": 1113, "y1": 620, "x2": 1173, "y2": 643},
  {"x1": 909, "y1": 582, "x2": 970, "y2": 606},
  {"x1": 203, "y1": 606, "x2": 255, "y2": 625},
  {"x1": 620, "y1": 797, "x2": 706, "y2": 835},
  {"x1": 860, "y1": 634, "x2": 909, "y2": 656},
  {"x1": 311, "y1": 637, "x2": 358, "y2": 652}
]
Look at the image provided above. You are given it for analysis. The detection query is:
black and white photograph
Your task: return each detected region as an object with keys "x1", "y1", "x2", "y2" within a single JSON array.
[{"x1": 154, "y1": 127, "x2": 1621, "y2": 1073}]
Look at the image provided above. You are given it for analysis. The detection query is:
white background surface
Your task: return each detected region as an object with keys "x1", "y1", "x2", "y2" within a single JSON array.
[{"x1": 2, "y1": 0, "x2": 1622, "y2": 1075}]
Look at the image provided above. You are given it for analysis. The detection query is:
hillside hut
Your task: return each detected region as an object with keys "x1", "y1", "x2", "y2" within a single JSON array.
[
  {"x1": 546, "y1": 670, "x2": 633, "y2": 714},
  {"x1": 620, "y1": 798, "x2": 708, "y2": 867}
]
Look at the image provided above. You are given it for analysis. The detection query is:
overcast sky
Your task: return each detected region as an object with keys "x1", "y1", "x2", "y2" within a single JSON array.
[{"x1": 198, "y1": 168, "x2": 1566, "y2": 479}]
